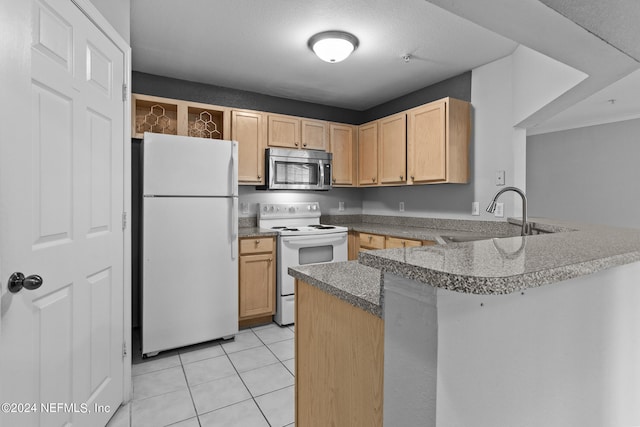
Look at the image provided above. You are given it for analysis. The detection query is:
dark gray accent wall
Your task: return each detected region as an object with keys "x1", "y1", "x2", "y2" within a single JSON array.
[
  {"x1": 132, "y1": 71, "x2": 472, "y2": 125},
  {"x1": 359, "y1": 72, "x2": 472, "y2": 123},
  {"x1": 527, "y1": 118, "x2": 640, "y2": 228},
  {"x1": 132, "y1": 72, "x2": 362, "y2": 124}
]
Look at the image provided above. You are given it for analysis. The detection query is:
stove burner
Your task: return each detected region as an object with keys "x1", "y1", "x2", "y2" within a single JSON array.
[
  {"x1": 283, "y1": 228, "x2": 299, "y2": 231},
  {"x1": 308, "y1": 224, "x2": 335, "y2": 230},
  {"x1": 271, "y1": 226, "x2": 287, "y2": 229}
]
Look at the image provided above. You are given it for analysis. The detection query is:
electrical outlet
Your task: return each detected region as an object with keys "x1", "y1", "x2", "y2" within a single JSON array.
[
  {"x1": 338, "y1": 201, "x2": 345, "y2": 212},
  {"x1": 496, "y1": 170, "x2": 505, "y2": 186},
  {"x1": 240, "y1": 202, "x2": 249, "y2": 214},
  {"x1": 399, "y1": 202, "x2": 405, "y2": 212},
  {"x1": 494, "y1": 202, "x2": 504, "y2": 217},
  {"x1": 472, "y1": 202, "x2": 480, "y2": 216}
]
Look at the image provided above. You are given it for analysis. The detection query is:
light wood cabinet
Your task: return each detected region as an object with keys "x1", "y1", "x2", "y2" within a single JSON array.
[
  {"x1": 329, "y1": 123, "x2": 357, "y2": 186},
  {"x1": 296, "y1": 279, "x2": 384, "y2": 427},
  {"x1": 407, "y1": 98, "x2": 470, "y2": 184},
  {"x1": 239, "y1": 237, "x2": 276, "y2": 327},
  {"x1": 378, "y1": 113, "x2": 407, "y2": 185},
  {"x1": 358, "y1": 122, "x2": 378, "y2": 186},
  {"x1": 267, "y1": 114, "x2": 328, "y2": 150},
  {"x1": 354, "y1": 232, "x2": 436, "y2": 254},
  {"x1": 385, "y1": 236, "x2": 423, "y2": 249},
  {"x1": 132, "y1": 93, "x2": 230, "y2": 140},
  {"x1": 232, "y1": 110, "x2": 266, "y2": 185},
  {"x1": 267, "y1": 114, "x2": 300, "y2": 149},
  {"x1": 358, "y1": 232, "x2": 385, "y2": 250},
  {"x1": 301, "y1": 119, "x2": 327, "y2": 150}
]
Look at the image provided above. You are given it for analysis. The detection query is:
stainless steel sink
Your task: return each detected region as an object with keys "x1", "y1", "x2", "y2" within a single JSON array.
[{"x1": 439, "y1": 229, "x2": 547, "y2": 244}]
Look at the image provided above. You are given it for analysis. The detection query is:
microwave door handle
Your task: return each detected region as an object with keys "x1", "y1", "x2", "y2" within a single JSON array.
[{"x1": 281, "y1": 233, "x2": 347, "y2": 247}]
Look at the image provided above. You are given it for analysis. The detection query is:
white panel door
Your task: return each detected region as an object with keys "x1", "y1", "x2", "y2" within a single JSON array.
[{"x1": 0, "y1": 0, "x2": 125, "y2": 426}]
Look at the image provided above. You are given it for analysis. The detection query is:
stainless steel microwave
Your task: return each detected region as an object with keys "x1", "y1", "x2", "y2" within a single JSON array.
[{"x1": 258, "y1": 148, "x2": 332, "y2": 191}]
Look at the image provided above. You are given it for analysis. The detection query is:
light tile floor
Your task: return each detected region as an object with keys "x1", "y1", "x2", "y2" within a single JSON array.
[{"x1": 107, "y1": 323, "x2": 295, "y2": 427}]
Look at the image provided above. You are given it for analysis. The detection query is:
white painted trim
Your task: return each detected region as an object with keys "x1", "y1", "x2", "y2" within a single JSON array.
[
  {"x1": 68, "y1": 0, "x2": 133, "y2": 404},
  {"x1": 527, "y1": 112, "x2": 640, "y2": 136}
]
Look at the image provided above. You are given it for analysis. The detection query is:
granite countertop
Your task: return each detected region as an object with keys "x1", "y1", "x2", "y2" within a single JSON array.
[
  {"x1": 238, "y1": 227, "x2": 278, "y2": 238},
  {"x1": 288, "y1": 261, "x2": 383, "y2": 318},
  {"x1": 359, "y1": 218, "x2": 640, "y2": 295},
  {"x1": 287, "y1": 216, "x2": 640, "y2": 312}
]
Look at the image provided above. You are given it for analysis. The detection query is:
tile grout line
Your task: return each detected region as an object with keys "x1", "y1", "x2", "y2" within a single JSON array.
[
  {"x1": 222, "y1": 329, "x2": 273, "y2": 427},
  {"x1": 177, "y1": 353, "x2": 203, "y2": 427}
]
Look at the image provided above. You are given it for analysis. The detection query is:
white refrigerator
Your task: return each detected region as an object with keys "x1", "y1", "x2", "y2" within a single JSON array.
[{"x1": 142, "y1": 132, "x2": 238, "y2": 357}]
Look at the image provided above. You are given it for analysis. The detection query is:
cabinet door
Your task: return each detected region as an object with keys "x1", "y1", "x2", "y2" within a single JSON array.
[
  {"x1": 358, "y1": 122, "x2": 378, "y2": 186},
  {"x1": 239, "y1": 253, "x2": 275, "y2": 319},
  {"x1": 232, "y1": 110, "x2": 265, "y2": 184},
  {"x1": 268, "y1": 114, "x2": 300, "y2": 148},
  {"x1": 407, "y1": 101, "x2": 446, "y2": 183},
  {"x1": 301, "y1": 119, "x2": 327, "y2": 150},
  {"x1": 385, "y1": 236, "x2": 422, "y2": 249},
  {"x1": 379, "y1": 113, "x2": 407, "y2": 185},
  {"x1": 329, "y1": 123, "x2": 356, "y2": 186}
]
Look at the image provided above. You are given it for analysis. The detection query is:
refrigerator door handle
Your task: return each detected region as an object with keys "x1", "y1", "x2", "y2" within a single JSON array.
[
  {"x1": 230, "y1": 141, "x2": 238, "y2": 197},
  {"x1": 231, "y1": 197, "x2": 238, "y2": 260}
]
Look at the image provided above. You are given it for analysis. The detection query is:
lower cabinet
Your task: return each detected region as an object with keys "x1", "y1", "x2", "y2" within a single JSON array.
[
  {"x1": 353, "y1": 232, "x2": 436, "y2": 254},
  {"x1": 239, "y1": 237, "x2": 276, "y2": 328},
  {"x1": 296, "y1": 279, "x2": 384, "y2": 426}
]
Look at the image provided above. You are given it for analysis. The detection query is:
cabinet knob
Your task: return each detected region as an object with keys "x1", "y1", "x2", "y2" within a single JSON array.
[
  {"x1": 295, "y1": 142, "x2": 299, "y2": 147},
  {"x1": 255, "y1": 240, "x2": 260, "y2": 245},
  {"x1": 372, "y1": 177, "x2": 376, "y2": 182},
  {"x1": 402, "y1": 241, "x2": 406, "y2": 247},
  {"x1": 400, "y1": 175, "x2": 403, "y2": 180},
  {"x1": 411, "y1": 175, "x2": 414, "y2": 180},
  {"x1": 268, "y1": 258, "x2": 272, "y2": 263},
  {"x1": 257, "y1": 175, "x2": 261, "y2": 180},
  {"x1": 332, "y1": 177, "x2": 336, "y2": 183},
  {"x1": 303, "y1": 143, "x2": 307, "y2": 147},
  {"x1": 368, "y1": 236, "x2": 372, "y2": 242}
]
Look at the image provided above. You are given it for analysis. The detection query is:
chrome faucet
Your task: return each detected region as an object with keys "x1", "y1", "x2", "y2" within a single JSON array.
[{"x1": 486, "y1": 186, "x2": 530, "y2": 236}]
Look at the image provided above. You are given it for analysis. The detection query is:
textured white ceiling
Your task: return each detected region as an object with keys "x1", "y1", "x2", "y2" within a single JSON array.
[
  {"x1": 130, "y1": 0, "x2": 640, "y2": 131},
  {"x1": 131, "y1": 0, "x2": 517, "y2": 110}
]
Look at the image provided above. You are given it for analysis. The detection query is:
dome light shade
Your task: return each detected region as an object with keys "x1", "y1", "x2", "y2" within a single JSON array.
[{"x1": 308, "y1": 31, "x2": 359, "y2": 63}]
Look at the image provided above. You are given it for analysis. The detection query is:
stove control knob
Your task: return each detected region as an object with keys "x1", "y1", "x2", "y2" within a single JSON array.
[
  {"x1": 312, "y1": 205, "x2": 317, "y2": 211},
  {"x1": 269, "y1": 206, "x2": 275, "y2": 212},
  {"x1": 307, "y1": 205, "x2": 311, "y2": 211},
  {"x1": 289, "y1": 206, "x2": 295, "y2": 213}
]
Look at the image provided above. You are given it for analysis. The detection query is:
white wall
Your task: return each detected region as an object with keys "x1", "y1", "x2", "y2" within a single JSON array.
[
  {"x1": 239, "y1": 186, "x2": 362, "y2": 218},
  {"x1": 88, "y1": 0, "x2": 130, "y2": 43},
  {"x1": 527, "y1": 118, "x2": 640, "y2": 228}
]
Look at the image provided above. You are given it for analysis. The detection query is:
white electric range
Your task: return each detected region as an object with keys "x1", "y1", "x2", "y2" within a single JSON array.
[{"x1": 258, "y1": 202, "x2": 348, "y2": 325}]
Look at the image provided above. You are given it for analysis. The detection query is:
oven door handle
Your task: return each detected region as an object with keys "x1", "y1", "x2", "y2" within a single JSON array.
[{"x1": 281, "y1": 233, "x2": 347, "y2": 247}]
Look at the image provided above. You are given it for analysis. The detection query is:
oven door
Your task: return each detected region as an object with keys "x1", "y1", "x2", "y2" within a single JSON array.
[{"x1": 278, "y1": 233, "x2": 348, "y2": 295}]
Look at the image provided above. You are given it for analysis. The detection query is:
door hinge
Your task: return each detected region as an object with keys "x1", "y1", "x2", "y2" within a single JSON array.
[
  {"x1": 122, "y1": 212, "x2": 127, "y2": 230},
  {"x1": 122, "y1": 83, "x2": 128, "y2": 102},
  {"x1": 122, "y1": 342, "x2": 127, "y2": 358}
]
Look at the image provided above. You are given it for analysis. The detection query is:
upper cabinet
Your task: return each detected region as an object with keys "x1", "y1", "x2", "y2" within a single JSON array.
[
  {"x1": 132, "y1": 93, "x2": 470, "y2": 188},
  {"x1": 329, "y1": 123, "x2": 357, "y2": 186},
  {"x1": 232, "y1": 110, "x2": 266, "y2": 185},
  {"x1": 358, "y1": 121, "x2": 378, "y2": 186},
  {"x1": 267, "y1": 114, "x2": 300, "y2": 149},
  {"x1": 407, "y1": 98, "x2": 470, "y2": 184},
  {"x1": 301, "y1": 119, "x2": 327, "y2": 150},
  {"x1": 267, "y1": 114, "x2": 328, "y2": 150},
  {"x1": 378, "y1": 112, "x2": 407, "y2": 185},
  {"x1": 132, "y1": 93, "x2": 229, "y2": 140}
]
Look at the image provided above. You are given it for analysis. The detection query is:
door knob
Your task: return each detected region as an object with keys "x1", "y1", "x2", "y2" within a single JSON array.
[{"x1": 8, "y1": 272, "x2": 43, "y2": 293}]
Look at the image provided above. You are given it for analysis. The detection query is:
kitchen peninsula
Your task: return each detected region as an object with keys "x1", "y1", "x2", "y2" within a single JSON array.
[{"x1": 289, "y1": 216, "x2": 640, "y2": 427}]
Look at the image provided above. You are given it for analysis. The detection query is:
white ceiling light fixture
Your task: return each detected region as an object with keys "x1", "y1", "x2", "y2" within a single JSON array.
[{"x1": 308, "y1": 31, "x2": 359, "y2": 63}]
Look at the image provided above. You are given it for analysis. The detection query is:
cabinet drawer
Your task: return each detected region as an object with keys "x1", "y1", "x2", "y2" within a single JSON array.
[
  {"x1": 240, "y1": 237, "x2": 275, "y2": 254},
  {"x1": 385, "y1": 236, "x2": 422, "y2": 249},
  {"x1": 359, "y1": 233, "x2": 385, "y2": 250}
]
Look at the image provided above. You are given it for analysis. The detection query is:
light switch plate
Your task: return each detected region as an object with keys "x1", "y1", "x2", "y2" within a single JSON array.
[
  {"x1": 472, "y1": 202, "x2": 480, "y2": 216},
  {"x1": 338, "y1": 201, "x2": 345, "y2": 212},
  {"x1": 494, "y1": 202, "x2": 504, "y2": 217},
  {"x1": 496, "y1": 170, "x2": 505, "y2": 186}
]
